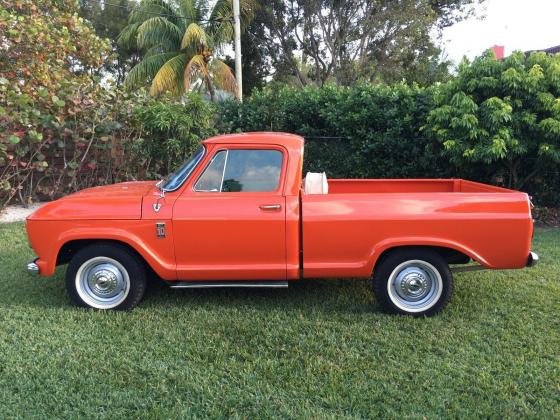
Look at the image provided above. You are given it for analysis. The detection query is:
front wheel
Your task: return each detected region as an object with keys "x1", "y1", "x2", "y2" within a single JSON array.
[
  {"x1": 65, "y1": 243, "x2": 147, "y2": 310},
  {"x1": 372, "y1": 249, "x2": 453, "y2": 316}
]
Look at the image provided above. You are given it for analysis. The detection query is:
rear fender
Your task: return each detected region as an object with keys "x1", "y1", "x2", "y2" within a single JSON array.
[{"x1": 367, "y1": 237, "x2": 490, "y2": 274}]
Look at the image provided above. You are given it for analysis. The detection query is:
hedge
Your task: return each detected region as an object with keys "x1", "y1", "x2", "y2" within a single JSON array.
[{"x1": 218, "y1": 83, "x2": 559, "y2": 206}]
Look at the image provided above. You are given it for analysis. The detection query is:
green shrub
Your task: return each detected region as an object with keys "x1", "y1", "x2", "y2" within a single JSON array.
[
  {"x1": 0, "y1": 0, "x2": 217, "y2": 208},
  {"x1": 129, "y1": 94, "x2": 217, "y2": 180},
  {"x1": 219, "y1": 83, "x2": 448, "y2": 179},
  {"x1": 0, "y1": 0, "x2": 112, "y2": 205},
  {"x1": 425, "y1": 51, "x2": 560, "y2": 205},
  {"x1": 219, "y1": 78, "x2": 560, "y2": 206}
]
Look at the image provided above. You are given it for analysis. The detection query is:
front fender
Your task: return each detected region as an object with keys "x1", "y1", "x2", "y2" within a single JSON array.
[{"x1": 26, "y1": 220, "x2": 177, "y2": 280}]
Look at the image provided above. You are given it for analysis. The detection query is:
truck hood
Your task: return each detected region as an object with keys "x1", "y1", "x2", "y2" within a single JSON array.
[{"x1": 27, "y1": 181, "x2": 156, "y2": 221}]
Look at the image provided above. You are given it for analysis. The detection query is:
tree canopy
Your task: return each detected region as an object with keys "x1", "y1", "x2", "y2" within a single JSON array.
[
  {"x1": 240, "y1": 0, "x2": 482, "y2": 89},
  {"x1": 78, "y1": 0, "x2": 139, "y2": 85}
]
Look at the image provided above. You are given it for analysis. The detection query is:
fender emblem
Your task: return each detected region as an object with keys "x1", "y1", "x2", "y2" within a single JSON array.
[{"x1": 156, "y1": 222, "x2": 166, "y2": 239}]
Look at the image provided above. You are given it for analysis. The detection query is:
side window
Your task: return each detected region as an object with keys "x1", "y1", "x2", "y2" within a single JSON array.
[{"x1": 195, "y1": 149, "x2": 283, "y2": 192}]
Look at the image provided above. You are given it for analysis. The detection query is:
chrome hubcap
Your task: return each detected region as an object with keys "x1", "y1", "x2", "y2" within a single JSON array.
[
  {"x1": 76, "y1": 257, "x2": 130, "y2": 309},
  {"x1": 89, "y1": 267, "x2": 121, "y2": 297},
  {"x1": 396, "y1": 268, "x2": 431, "y2": 301},
  {"x1": 387, "y1": 260, "x2": 442, "y2": 313}
]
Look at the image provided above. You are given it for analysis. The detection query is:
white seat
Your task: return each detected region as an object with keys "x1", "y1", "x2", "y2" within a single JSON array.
[{"x1": 304, "y1": 172, "x2": 329, "y2": 194}]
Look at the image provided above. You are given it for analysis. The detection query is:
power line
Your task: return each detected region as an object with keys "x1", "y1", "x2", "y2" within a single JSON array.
[{"x1": 102, "y1": 1, "x2": 232, "y2": 24}]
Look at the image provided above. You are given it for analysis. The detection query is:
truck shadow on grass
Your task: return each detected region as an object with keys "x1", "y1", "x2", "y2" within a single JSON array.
[
  {"x1": 4, "y1": 264, "x2": 527, "y2": 320},
  {"x1": 141, "y1": 277, "x2": 378, "y2": 316},
  {"x1": 4, "y1": 264, "x2": 377, "y2": 315},
  {"x1": 8, "y1": 257, "x2": 552, "y2": 321}
]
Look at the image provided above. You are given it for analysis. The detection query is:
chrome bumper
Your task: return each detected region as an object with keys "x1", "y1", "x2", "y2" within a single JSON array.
[
  {"x1": 526, "y1": 252, "x2": 539, "y2": 268},
  {"x1": 27, "y1": 258, "x2": 40, "y2": 275}
]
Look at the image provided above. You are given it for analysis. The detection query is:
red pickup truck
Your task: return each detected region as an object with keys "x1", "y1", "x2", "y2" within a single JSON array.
[{"x1": 25, "y1": 132, "x2": 538, "y2": 316}]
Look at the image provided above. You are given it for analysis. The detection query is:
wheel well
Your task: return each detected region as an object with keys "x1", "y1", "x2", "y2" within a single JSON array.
[
  {"x1": 56, "y1": 239, "x2": 160, "y2": 280},
  {"x1": 57, "y1": 239, "x2": 148, "y2": 268},
  {"x1": 374, "y1": 245, "x2": 470, "y2": 270}
]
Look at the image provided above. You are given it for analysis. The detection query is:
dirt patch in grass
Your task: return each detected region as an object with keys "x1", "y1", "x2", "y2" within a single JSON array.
[{"x1": 0, "y1": 203, "x2": 43, "y2": 223}]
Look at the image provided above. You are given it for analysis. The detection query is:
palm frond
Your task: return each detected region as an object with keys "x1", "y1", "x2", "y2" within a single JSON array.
[
  {"x1": 144, "y1": 40, "x2": 177, "y2": 57},
  {"x1": 183, "y1": 54, "x2": 211, "y2": 90},
  {"x1": 180, "y1": 23, "x2": 208, "y2": 52},
  {"x1": 137, "y1": 17, "x2": 183, "y2": 50},
  {"x1": 177, "y1": 0, "x2": 203, "y2": 24},
  {"x1": 125, "y1": 52, "x2": 178, "y2": 89},
  {"x1": 209, "y1": 0, "x2": 257, "y2": 45},
  {"x1": 129, "y1": 0, "x2": 178, "y2": 25},
  {"x1": 210, "y1": 59, "x2": 237, "y2": 94},
  {"x1": 150, "y1": 54, "x2": 189, "y2": 96},
  {"x1": 117, "y1": 22, "x2": 141, "y2": 49}
]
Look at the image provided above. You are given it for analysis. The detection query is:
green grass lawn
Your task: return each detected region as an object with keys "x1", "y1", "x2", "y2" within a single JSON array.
[{"x1": 0, "y1": 223, "x2": 558, "y2": 418}]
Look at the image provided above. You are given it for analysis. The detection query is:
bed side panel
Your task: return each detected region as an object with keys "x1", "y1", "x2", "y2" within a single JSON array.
[{"x1": 301, "y1": 192, "x2": 533, "y2": 278}]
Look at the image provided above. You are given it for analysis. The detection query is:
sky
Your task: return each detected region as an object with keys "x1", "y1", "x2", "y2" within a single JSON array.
[{"x1": 440, "y1": 0, "x2": 560, "y2": 65}]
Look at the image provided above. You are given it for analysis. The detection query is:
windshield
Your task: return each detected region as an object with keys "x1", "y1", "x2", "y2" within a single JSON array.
[{"x1": 161, "y1": 146, "x2": 205, "y2": 191}]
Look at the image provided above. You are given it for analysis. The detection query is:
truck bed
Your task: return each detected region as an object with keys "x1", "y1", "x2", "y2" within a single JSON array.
[
  {"x1": 301, "y1": 178, "x2": 533, "y2": 279},
  {"x1": 327, "y1": 179, "x2": 513, "y2": 194}
]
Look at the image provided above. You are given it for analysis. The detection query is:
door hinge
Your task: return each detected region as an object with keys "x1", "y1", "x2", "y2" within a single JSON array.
[{"x1": 156, "y1": 222, "x2": 166, "y2": 239}]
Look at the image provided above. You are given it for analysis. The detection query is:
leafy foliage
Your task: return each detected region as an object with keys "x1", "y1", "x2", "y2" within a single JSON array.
[
  {"x1": 1, "y1": 0, "x2": 558, "y2": 208},
  {"x1": 78, "y1": 0, "x2": 139, "y2": 85},
  {"x1": 0, "y1": 0, "x2": 112, "y2": 206},
  {"x1": 130, "y1": 93, "x2": 217, "y2": 179},
  {"x1": 425, "y1": 51, "x2": 560, "y2": 191},
  {"x1": 219, "y1": 81, "x2": 559, "y2": 206},
  {"x1": 242, "y1": 0, "x2": 480, "y2": 88},
  {"x1": 118, "y1": 0, "x2": 257, "y2": 100},
  {"x1": 219, "y1": 84, "x2": 446, "y2": 179},
  {"x1": 0, "y1": 0, "x2": 217, "y2": 207}
]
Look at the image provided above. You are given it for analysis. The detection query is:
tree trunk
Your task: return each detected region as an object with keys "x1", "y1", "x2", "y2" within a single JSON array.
[
  {"x1": 205, "y1": 75, "x2": 216, "y2": 102},
  {"x1": 506, "y1": 158, "x2": 540, "y2": 191},
  {"x1": 505, "y1": 159, "x2": 519, "y2": 189}
]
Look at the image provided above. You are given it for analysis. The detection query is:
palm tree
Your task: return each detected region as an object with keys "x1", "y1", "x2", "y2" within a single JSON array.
[{"x1": 118, "y1": 0, "x2": 256, "y2": 101}]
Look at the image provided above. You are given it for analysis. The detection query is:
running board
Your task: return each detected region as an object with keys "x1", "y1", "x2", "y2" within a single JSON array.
[{"x1": 169, "y1": 281, "x2": 288, "y2": 289}]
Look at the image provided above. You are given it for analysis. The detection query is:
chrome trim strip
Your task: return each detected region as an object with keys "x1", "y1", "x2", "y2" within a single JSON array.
[
  {"x1": 169, "y1": 281, "x2": 288, "y2": 289},
  {"x1": 219, "y1": 149, "x2": 229, "y2": 192}
]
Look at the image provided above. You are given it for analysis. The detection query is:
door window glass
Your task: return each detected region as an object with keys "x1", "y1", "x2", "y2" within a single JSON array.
[
  {"x1": 195, "y1": 149, "x2": 283, "y2": 192},
  {"x1": 222, "y1": 150, "x2": 282, "y2": 192}
]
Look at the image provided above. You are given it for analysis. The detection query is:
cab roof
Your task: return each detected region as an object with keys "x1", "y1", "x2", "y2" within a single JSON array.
[{"x1": 202, "y1": 132, "x2": 304, "y2": 148}]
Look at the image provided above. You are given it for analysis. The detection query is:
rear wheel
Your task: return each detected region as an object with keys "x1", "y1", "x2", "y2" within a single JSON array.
[
  {"x1": 65, "y1": 243, "x2": 146, "y2": 310},
  {"x1": 372, "y1": 249, "x2": 453, "y2": 316}
]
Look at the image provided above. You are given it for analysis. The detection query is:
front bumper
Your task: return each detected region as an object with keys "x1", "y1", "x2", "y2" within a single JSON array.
[
  {"x1": 526, "y1": 251, "x2": 539, "y2": 267},
  {"x1": 27, "y1": 258, "x2": 40, "y2": 275}
]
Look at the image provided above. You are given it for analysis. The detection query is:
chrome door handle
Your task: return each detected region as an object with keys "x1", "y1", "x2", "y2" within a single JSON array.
[{"x1": 259, "y1": 204, "x2": 282, "y2": 211}]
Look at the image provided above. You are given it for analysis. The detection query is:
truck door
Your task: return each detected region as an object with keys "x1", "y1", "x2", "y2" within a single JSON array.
[{"x1": 172, "y1": 146, "x2": 287, "y2": 280}]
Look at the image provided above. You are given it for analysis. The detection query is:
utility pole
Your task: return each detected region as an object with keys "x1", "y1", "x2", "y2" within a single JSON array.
[{"x1": 233, "y1": 0, "x2": 243, "y2": 101}]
